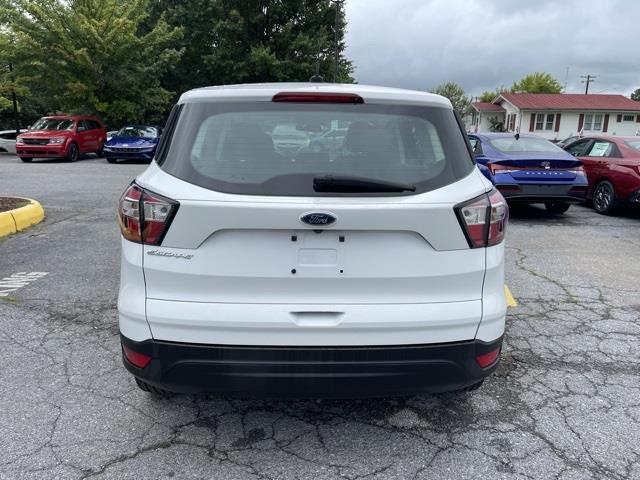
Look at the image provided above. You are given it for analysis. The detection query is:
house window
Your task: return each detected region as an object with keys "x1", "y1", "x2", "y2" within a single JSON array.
[
  {"x1": 622, "y1": 114, "x2": 635, "y2": 122},
  {"x1": 507, "y1": 114, "x2": 516, "y2": 131},
  {"x1": 584, "y1": 114, "x2": 603, "y2": 131},
  {"x1": 535, "y1": 113, "x2": 555, "y2": 131},
  {"x1": 545, "y1": 114, "x2": 555, "y2": 130}
]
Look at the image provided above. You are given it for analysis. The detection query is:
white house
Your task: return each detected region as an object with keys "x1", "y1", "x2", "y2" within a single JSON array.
[
  {"x1": 464, "y1": 93, "x2": 640, "y2": 140},
  {"x1": 465, "y1": 102, "x2": 506, "y2": 133}
]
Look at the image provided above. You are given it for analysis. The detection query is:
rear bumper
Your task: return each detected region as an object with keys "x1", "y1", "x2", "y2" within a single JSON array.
[
  {"x1": 121, "y1": 334, "x2": 503, "y2": 398},
  {"x1": 497, "y1": 183, "x2": 587, "y2": 203}
]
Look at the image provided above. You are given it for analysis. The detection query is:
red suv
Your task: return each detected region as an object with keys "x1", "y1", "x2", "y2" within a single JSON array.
[{"x1": 16, "y1": 115, "x2": 107, "y2": 163}]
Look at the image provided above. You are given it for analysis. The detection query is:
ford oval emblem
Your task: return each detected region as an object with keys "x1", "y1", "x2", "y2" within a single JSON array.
[{"x1": 300, "y1": 212, "x2": 337, "y2": 226}]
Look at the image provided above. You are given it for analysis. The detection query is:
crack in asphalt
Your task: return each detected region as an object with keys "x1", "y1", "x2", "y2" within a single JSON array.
[{"x1": 1, "y1": 212, "x2": 640, "y2": 478}]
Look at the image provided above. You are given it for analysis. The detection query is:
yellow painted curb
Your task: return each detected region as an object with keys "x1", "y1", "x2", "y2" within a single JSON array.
[
  {"x1": 0, "y1": 198, "x2": 45, "y2": 238},
  {"x1": 504, "y1": 285, "x2": 517, "y2": 308},
  {"x1": 0, "y1": 211, "x2": 16, "y2": 237}
]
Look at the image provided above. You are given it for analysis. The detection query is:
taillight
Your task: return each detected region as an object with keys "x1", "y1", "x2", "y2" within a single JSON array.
[
  {"x1": 118, "y1": 183, "x2": 178, "y2": 245},
  {"x1": 272, "y1": 92, "x2": 364, "y2": 104},
  {"x1": 489, "y1": 163, "x2": 519, "y2": 174},
  {"x1": 456, "y1": 190, "x2": 508, "y2": 248},
  {"x1": 122, "y1": 344, "x2": 152, "y2": 369},
  {"x1": 487, "y1": 190, "x2": 508, "y2": 246},
  {"x1": 476, "y1": 347, "x2": 501, "y2": 368}
]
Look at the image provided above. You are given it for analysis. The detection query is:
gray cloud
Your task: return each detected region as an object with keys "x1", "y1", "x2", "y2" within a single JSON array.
[{"x1": 344, "y1": 0, "x2": 640, "y2": 97}]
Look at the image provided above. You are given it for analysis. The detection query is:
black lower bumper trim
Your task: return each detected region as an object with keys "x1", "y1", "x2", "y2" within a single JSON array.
[
  {"x1": 502, "y1": 195, "x2": 585, "y2": 203},
  {"x1": 497, "y1": 183, "x2": 586, "y2": 203},
  {"x1": 121, "y1": 335, "x2": 503, "y2": 398}
]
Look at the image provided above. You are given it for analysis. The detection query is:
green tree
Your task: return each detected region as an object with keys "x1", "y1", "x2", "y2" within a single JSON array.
[
  {"x1": 478, "y1": 86, "x2": 509, "y2": 103},
  {"x1": 0, "y1": 33, "x2": 32, "y2": 129},
  {"x1": 0, "y1": 0, "x2": 183, "y2": 127},
  {"x1": 430, "y1": 82, "x2": 469, "y2": 115},
  {"x1": 146, "y1": 0, "x2": 354, "y2": 95},
  {"x1": 0, "y1": 35, "x2": 16, "y2": 113},
  {"x1": 511, "y1": 72, "x2": 563, "y2": 94},
  {"x1": 631, "y1": 88, "x2": 640, "y2": 102}
]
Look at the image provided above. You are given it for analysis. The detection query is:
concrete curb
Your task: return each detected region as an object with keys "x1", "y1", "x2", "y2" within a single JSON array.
[{"x1": 0, "y1": 198, "x2": 45, "y2": 238}]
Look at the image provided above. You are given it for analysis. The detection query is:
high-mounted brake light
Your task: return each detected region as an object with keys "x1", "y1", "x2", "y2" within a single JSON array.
[
  {"x1": 117, "y1": 183, "x2": 178, "y2": 245},
  {"x1": 455, "y1": 189, "x2": 508, "y2": 248},
  {"x1": 272, "y1": 92, "x2": 364, "y2": 104}
]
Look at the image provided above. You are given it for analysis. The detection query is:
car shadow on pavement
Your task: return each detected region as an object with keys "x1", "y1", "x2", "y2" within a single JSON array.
[
  {"x1": 106, "y1": 159, "x2": 151, "y2": 165},
  {"x1": 142, "y1": 388, "x2": 478, "y2": 434},
  {"x1": 25, "y1": 155, "x2": 103, "y2": 163}
]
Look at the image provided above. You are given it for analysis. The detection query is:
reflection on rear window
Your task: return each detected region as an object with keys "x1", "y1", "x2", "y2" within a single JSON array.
[
  {"x1": 489, "y1": 136, "x2": 563, "y2": 153},
  {"x1": 159, "y1": 102, "x2": 473, "y2": 196}
]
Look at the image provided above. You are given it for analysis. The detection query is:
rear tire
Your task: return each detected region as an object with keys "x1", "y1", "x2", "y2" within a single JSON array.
[
  {"x1": 134, "y1": 377, "x2": 173, "y2": 397},
  {"x1": 544, "y1": 202, "x2": 570, "y2": 214},
  {"x1": 20, "y1": 157, "x2": 33, "y2": 163},
  {"x1": 67, "y1": 143, "x2": 79, "y2": 162},
  {"x1": 592, "y1": 180, "x2": 618, "y2": 215}
]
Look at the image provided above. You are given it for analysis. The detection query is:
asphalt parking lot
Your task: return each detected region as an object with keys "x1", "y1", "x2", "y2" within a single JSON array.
[{"x1": 1, "y1": 154, "x2": 640, "y2": 480}]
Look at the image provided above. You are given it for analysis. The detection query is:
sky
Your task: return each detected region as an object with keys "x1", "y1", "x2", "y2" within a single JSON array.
[{"x1": 344, "y1": 0, "x2": 640, "y2": 98}]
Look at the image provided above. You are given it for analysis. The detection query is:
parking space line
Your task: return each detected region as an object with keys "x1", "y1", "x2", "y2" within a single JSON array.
[
  {"x1": 504, "y1": 284, "x2": 517, "y2": 308},
  {"x1": 0, "y1": 272, "x2": 49, "y2": 297}
]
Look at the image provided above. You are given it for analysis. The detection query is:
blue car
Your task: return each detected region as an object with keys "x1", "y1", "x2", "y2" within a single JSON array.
[
  {"x1": 104, "y1": 125, "x2": 161, "y2": 163},
  {"x1": 468, "y1": 133, "x2": 588, "y2": 214}
]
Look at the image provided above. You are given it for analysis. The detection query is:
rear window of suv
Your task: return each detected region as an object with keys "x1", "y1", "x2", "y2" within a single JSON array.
[{"x1": 158, "y1": 101, "x2": 473, "y2": 196}]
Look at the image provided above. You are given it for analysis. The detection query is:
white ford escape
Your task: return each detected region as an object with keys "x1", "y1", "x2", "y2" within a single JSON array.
[{"x1": 117, "y1": 83, "x2": 508, "y2": 398}]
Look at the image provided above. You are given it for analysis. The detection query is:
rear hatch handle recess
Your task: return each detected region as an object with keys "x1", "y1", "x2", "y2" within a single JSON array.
[{"x1": 313, "y1": 175, "x2": 416, "y2": 193}]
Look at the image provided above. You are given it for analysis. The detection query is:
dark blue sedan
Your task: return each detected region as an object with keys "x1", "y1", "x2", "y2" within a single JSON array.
[
  {"x1": 468, "y1": 133, "x2": 588, "y2": 214},
  {"x1": 104, "y1": 125, "x2": 161, "y2": 163}
]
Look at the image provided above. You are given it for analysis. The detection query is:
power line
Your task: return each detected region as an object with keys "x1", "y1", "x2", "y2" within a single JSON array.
[{"x1": 580, "y1": 74, "x2": 597, "y2": 95}]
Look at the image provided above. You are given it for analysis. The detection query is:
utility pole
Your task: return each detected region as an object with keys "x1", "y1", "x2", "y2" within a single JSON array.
[
  {"x1": 333, "y1": 0, "x2": 345, "y2": 83},
  {"x1": 581, "y1": 74, "x2": 596, "y2": 95}
]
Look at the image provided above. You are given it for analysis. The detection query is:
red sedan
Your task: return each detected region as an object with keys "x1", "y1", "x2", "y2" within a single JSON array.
[{"x1": 564, "y1": 136, "x2": 640, "y2": 214}]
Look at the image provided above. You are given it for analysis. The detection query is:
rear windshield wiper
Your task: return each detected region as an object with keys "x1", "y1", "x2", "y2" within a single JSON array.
[{"x1": 313, "y1": 175, "x2": 416, "y2": 193}]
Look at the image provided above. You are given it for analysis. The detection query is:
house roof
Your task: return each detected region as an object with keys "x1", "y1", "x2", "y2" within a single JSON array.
[
  {"x1": 471, "y1": 102, "x2": 505, "y2": 113},
  {"x1": 498, "y1": 93, "x2": 640, "y2": 112}
]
